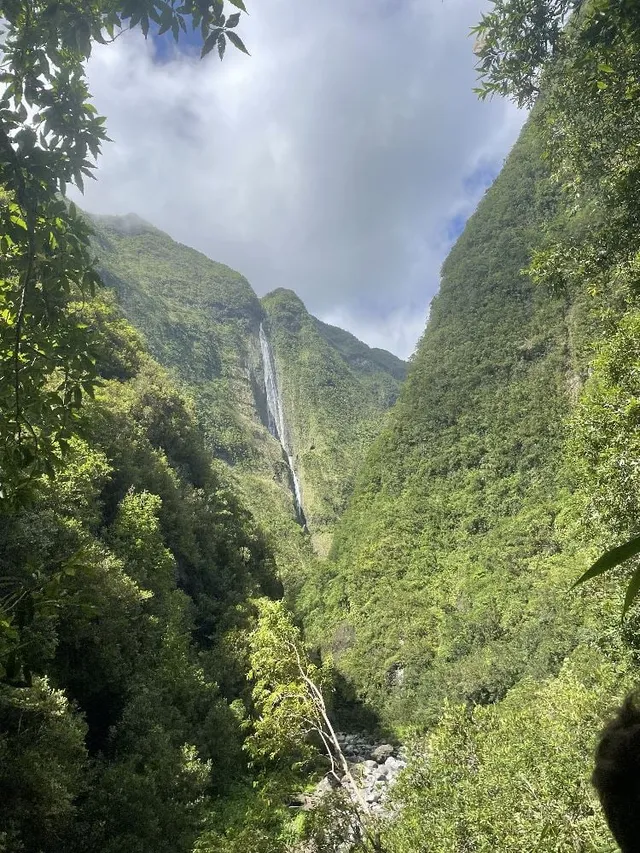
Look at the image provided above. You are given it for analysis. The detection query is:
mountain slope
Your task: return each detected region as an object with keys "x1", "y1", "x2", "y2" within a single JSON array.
[
  {"x1": 297, "y1": 121, "x2": 621, "y2": 727},
  {"x1": 261, "y1": 288, "x2": 406, "y2": 553},
  {"x1": 90, "y1": 215, "x2": 405, "y2": 560},
  {"x1": 91, "y1": 213, "x2": 266, "y2": 465},
  {"x1": 0, "y1": 295, "x2": 289, "y2": 853}
]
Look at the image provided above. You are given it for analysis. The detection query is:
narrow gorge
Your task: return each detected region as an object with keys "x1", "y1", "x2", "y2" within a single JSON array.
[{"x1": 2, "y1": 2, "x2": 640, "y2": 849}]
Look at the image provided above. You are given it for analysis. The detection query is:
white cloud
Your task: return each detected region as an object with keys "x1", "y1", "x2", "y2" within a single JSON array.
[
  {"x1": 321, "y1": 303, "x2": 429, "y2": 363},
  {"x1": 77, "y1": 0, "x2": 525, "y2": 359}
]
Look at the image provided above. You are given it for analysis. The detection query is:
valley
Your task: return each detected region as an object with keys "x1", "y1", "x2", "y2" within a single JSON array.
[{"x1": 2, "y1": 1, "x2": 640, "y2": 851}]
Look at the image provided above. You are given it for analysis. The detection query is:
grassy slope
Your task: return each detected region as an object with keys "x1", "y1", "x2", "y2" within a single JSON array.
[{"x1": 91, "y1": 214, "x2": 267, "y2": 464}]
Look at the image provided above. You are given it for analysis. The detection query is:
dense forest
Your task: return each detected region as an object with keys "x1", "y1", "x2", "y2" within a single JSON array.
[{"x1": 2, "y1": 0, "x2": 640, "y2": 851}]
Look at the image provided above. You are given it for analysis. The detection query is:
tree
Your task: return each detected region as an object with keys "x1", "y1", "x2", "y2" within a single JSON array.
[
  {"x1": 472, "y1": 0, "x2": 640, "y2": 106},
  {"x1": 246, "y1": 599, "x2": 386, "y2": 852},
  {"x1": 473, "y1": 0, "x2": 640, "y2": 613},
  {"x1": 383, "y1": 647, "x2": 627, "y2": 853},
  {"x1": 0, "y1": 677, "x2": 88, "y2": 852},
  {"x1": 0, "y1": 0, "x2": 249, "y2": 504}
]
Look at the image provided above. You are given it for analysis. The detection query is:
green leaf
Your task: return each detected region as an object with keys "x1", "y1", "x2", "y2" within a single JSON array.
[
  {"x1": 573, "y1": 534, "x2": 640, "y2": 588},
  {"x1": 226, "y1": 11, "x2": 240, "y2": 27},
  {"x1": 598, "y1": 62, "x2": 615, "y2": 73},
  {"x1": 226, "y1": 0, "x2": 247, "y2": 10},
  {"x1": 200, "y1": 28, "x2": 221, "y2": 57},
  {"x1": 218, "y1": 31, "x2": 226, "y2": 60},
  {"x1": 225, "y1": 29, "x2": 249, "y2": 54}
]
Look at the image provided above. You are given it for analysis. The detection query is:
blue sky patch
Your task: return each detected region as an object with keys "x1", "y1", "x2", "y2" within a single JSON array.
[{"x1": 150, "y1": 20, "x2": 202, "y2": 63}]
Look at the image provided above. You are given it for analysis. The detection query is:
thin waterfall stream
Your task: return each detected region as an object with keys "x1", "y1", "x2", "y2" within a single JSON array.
[{"x1": 259, "y1": 323, "x2": 306, "y2": 525}]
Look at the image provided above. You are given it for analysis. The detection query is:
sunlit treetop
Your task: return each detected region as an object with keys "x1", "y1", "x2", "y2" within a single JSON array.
[
  {"x1": 0, "y1": 0, "x2": 249, "y2": 504},
  {"x1": 472, "y1": 0, "x2": 640, "y2": 107}
]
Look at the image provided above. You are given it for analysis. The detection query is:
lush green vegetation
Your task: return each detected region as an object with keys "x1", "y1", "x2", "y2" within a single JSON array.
[
  {"x1": 0, "y1": 296, "x2": 294, "y2": 851},
  {"x1": 4, "y1": 0, "x2": 640, "y2": 849},
  {"x1": 0, "y1": 0, "x2": 250, "y2": 505},
  {"x1": 92, "y1": 213, "x2": 267, "y2": 465},
  {"x1": 288, "y1": 3, "x2": 640, "y2": 850},
  {"x1": 297, "y1": 123, "x2": 596, "y2": 726},
  {"x1": 262, "y1": 288, "x2": 406, "y2": 554},
  {"x1": 384, "y1": 645, "x2": 632, "y2": 852},
  {"x1": 91, "y1": 221, "x2": 405, "y2": 563}
]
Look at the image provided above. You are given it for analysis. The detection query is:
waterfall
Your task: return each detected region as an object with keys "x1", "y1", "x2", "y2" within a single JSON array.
[{"x1": 259, "y1": 323, "x2": 305, "y2": 522}]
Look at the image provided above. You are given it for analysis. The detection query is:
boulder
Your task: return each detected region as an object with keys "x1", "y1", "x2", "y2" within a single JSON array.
[
  {"x1": 315, "y1": 773, "x2": 341, "y2": 797},
  {"x1": 371, "y1": 743, "x2": 394, "y2": 762}
]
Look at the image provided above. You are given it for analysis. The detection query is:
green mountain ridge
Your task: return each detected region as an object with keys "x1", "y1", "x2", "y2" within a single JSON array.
[
  {"x1": 289, "y1": 50, "x2": 640, "y2": 844},
  {"x1": 261, "y1": 287, "x2": 406, "y2": 552},
  {"x1": 295, "y1": 123, "x2": 591, "y2": 725},
  {"x1": 5, "y1": 5, "x2": 640, "y2": 847},
  {"x1": 90, "y1": 213, "x2": 406, "y2": 558}
]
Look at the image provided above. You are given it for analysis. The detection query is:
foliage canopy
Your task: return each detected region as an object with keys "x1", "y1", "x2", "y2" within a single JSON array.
[{"x1": 0, "y1": 0, "x2": 248, "y2": 503}]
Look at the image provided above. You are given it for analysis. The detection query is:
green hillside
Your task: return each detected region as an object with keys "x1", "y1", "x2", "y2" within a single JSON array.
[
  {"x1": 293, "y1": 5, "x2": 640, "y2": 849},
  {"x1": 0, "y1": 297, "x2": 291, "y2": 852},
  {"x1": 91, "y1": 213, "x2": 267, "y2": 466},
  {"x1": 4, "y1": 1, "x2": 640, "y2": 850},
  {"x1": 297, "y1": 124, "x2": 599, "y2": 725},
  {"x1": 262, "y1": 288, "x2": 406, "y2": 553},
  {"x1": 91, "y1": 217, "x2": 405, "y2": 560}
]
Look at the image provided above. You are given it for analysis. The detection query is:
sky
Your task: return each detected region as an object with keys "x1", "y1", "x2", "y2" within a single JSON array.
[{"x1": 77, "y1": 0, "x2": 525, "y2": 360}]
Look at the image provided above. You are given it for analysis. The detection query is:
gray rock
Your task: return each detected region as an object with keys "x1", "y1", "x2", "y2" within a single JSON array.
[
  {"x1": 371, "y1": 743, "x2": 394, "y2": 762},
  {"x1": 315, "y1": 777, "x2": 334, "y2": 797},
  {"x1": 315, "y1": 773, "x2": 341, "y2": 798}
]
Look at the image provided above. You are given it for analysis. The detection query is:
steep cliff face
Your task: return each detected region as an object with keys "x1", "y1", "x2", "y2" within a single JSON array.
[
  {"x1": 90, "y1": 216, "x2": 405, "y2": 560},
  {"x1": 259, "y1": 321, "x2": 305, "y2": 524},
  {"x1": 261, "y1": 288, "x2": 406, "y2": 553},
  {"x1": 297, "y1": 123, "x2": 614, "y2": 726},
  {"x1": 91, "y1": 214, "x2": 267, "y2": 466}
]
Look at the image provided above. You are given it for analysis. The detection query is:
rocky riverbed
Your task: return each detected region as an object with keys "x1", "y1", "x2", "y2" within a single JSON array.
[{"x1": 313, "y1": 733, "x2": 407, "y2": 814}]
